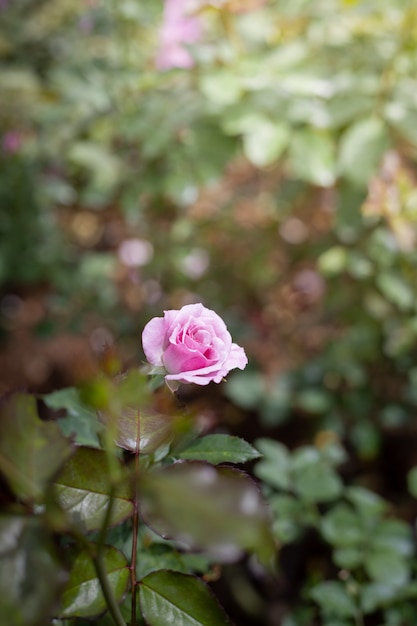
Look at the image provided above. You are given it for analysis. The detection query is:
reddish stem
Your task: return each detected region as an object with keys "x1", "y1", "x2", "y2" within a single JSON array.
[{"x1": 130, "y1": 411, "x2": 140, "y2": 626}]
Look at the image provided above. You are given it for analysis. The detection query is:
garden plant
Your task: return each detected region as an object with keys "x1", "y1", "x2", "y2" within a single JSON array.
[
  {"x1": 0, "y1": 304, "x2": 274, "y2": 626},
  {"x1": 2, "y1": 0, "x2": 417, "y2": 625}
]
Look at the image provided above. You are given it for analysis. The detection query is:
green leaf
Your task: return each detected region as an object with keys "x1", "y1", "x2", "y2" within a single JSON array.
[
  {"x1": 310, "y1": 581, "x2": 357, "y2": 618},
  {"x1": 338, "y1": 117, "x2": 388, "y2": 187},
  {"x1": 199, "y1": 71, "x2": 243, "y2": 107},
  {"x1": 137, "y1": 544, "x2": 212, "y2": 581},
  {"x1": 333, "y1": 547, "x2": 363, "y2": 570},
  {"x1": 224, "y1": 371, "x2": 264, "y2": 410},
  {"x1": 385, "y1": 101, "x2": 417, "y2": 148},
  {"x1": 259, "y1": 375, "x2": 292, "y2": 426},
  {"x1": 319, "y1": 441, "x2": 348, "y2": 467},
  {"x1": 140, "y1": 462, "x2": 274, "y2": 565},
  {"x1": 321, "y1": 504, "x2": 363, "y2": 548},
  {"x1": 59, "y1": 545, "x2": 129, "y2": 618},
  {"x1": 364, "y1": 519, "x2": 414, "y2": 589},
  {"x1": 177, "y1": 434, "x2": 261, "y2": 465},
  {"x1": 370, "y1": 519, "x2": 413, "y2": 558},
  {"x1": 296, "y1": 388, "x2": 332, "y2": 414},
  {"x1": 254, "y1": 439, "x2": 291, "y2": 490},
  {"x1": 350, "y1": 421, "x2": 381, "y2": 460},
  {"x1": 346, "y1": 486, "x2": 387, "y2": 521},
  {"x1": 292, "y1": 448, "x2": 343, "y2": 503},
  {"x1": 242, "y1": 118, "x2": 289, "y2": 167},
  {"x1": 44, "y1": 387, "x2": 102, "y2": 448},
  {"x1": 365, "y1": 548, "x2": 410, "y2": 587},
  {"x1": 54, "y1": 447, "x2": 133, "y2": 532},
  {"x1": 289, "y1": 130, "x2": 336, "y2": 187},
  {"x1": 139, "y1": 570, "x2": 232, "y2": 626},
  {"x1": 68, "y1": 141, "x2": 122, "y2": 192},
  {"x1": 318, "y1": 246, "x2": 349, "y2": 276},
  {"x1": 360, "y1": 582, "x2": 398, "y2": 614},
  {"x1": 377, "y1": 272, "x2": 414, "y2": 311},
  {"x1": 0, "y1": 393, "x2": 74, "y2": 502},
  {"x1": 407, "y1": 466, "x2": 417, "y2": 499},
  {"x1": 268, "y1": 494, "x2": 304, "y2": 543},
  {"x1": 327, "y1": 92, "x2": 374, "y2": 128},
  {"x1": 0, "y1": 514, "x2": 68, "y2": 626}
]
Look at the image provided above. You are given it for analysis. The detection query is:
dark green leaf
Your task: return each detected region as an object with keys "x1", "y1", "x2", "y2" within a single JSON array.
[
  {"x1": 333, "y1": 547, "x2": 363, "y2": 570},
  {"x1": 346, "y1": 486, "x2": 387, "y2": 521},
  {"x1": 360, "y1": 582, "x2": 399, "y2": 614},
  {"x1": 319, "y1": 441, "x2": 348, "y2": 467},
  {"x1": 0, "y1": 514, "x2": 67, "y2": 626},
  {"x1": 137, "y1": 544, "x2": 212, "y2": 581},
  {"x1": 137, "y1": 544, "x2": 191, "y2": 580},
  {"x1": 292, "y1": 448, "x2": 343, "y2": 503},
  {"x1": 310, "y1": 581, "x2": 357, "y2": 618},
  {"x1": 139, "y1": 570, "x2": 233, "y2": 626},
  {"x1": 371, "y1": 519, "x2": 414, "y2": 557},
  {"x1": 0, "y1": 393, "x2": 74, "y2": 502},
  {"x1": 254, "y1": 439, "x2": 291, "y2": 490},
  {"x1": 407, "y1": 466, "x2": 417, "y2": 499},
  {"x1": 363, "y1": 518, "x2": 414, "y2": 586},
  {"x1": 59, "y1": 545, "x2": 129, "y2": 618},
  {"x1": 294, "y1": 464, "x2": 342, "y2": 502},
  {"x1": 296, "y1": 388, "x2": 333, "y2": 414},
  {"x1": 350, "y1": 421, "x2": 381, "y2": 460},
  {"x1": 44, "y1": 387, "x2": 102, "y2": 448},
  {"x1": 224, "y1": 371, "x2": 264, "y2": 410},
  {"x1": 268, "y1": 494, "x2": 304, "y2": 543},
  {"x1": 365, "y1": 548, "x2": 409, "y2": 587},
  {"x1": 177, "y1": 434, "x2": 261, "y2": 465},
  {"x1": 140, "y1": 462, "x2": 274, "y2": 565},
  {"x1": 54, "y1": 447, "x2": 133, "y2": 532},
  {"x1": 321, "y1": 504, "x2": 363, "y2": 548}
]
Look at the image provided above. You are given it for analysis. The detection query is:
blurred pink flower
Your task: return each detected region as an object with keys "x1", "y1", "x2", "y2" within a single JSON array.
[
  {"x1": 78, "y1": 14, "x2": 95, "y2": 33},
  {"x1": 118, "y1": 238, "x2": 154, "y2": 267},
  {"x1": 180, "y1": 248, "x2": 210, "y2": 279},
  {"x1": 2, "y1": 131, "x2": 22, "y2": 155},
  {"x1": 156, "y1": 0, "x2": 202, "y2": 70}
]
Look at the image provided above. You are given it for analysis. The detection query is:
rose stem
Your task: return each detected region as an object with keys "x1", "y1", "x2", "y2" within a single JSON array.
[{"x1": 130, "y1": 410, "x2": 141, "y2": 626}]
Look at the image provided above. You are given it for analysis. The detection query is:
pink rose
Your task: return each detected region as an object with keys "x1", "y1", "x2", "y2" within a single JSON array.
[
  {"x1": 142, "y1": 303, "x2": 248, "y2": 387},
  {"x1": 155, "y1": 0, "x2": 202, "y2": 70}
]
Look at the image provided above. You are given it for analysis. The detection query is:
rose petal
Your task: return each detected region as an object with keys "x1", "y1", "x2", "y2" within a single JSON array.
[
  {"x1": 193, "y1": 329, "x2": 211, "y2": 345},
  {"x1": 163, "y1": 304, "x2": 203, "y2": 336},
  {"x1": 226, "y1": 343, "x2": 248, "y2": 371},
  {"x1": 163, "y1": 342, "x2": 210, "y2": 375},
  {"x1": 142, "y1": 316, "x2": 168, "y2": 366}
]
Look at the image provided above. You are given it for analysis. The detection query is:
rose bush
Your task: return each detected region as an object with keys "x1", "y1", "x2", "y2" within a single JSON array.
[{"x1": 142, "y1": 303, "x2": 248, "y2": 386}]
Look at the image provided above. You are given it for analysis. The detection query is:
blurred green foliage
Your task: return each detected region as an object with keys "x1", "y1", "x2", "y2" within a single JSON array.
[
  {"x1": 254, "y1": 438, "x2": 417, "y2": 625},
  {"x1": 2, "y1": 0, "x2": 417, "y2": 624}
]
